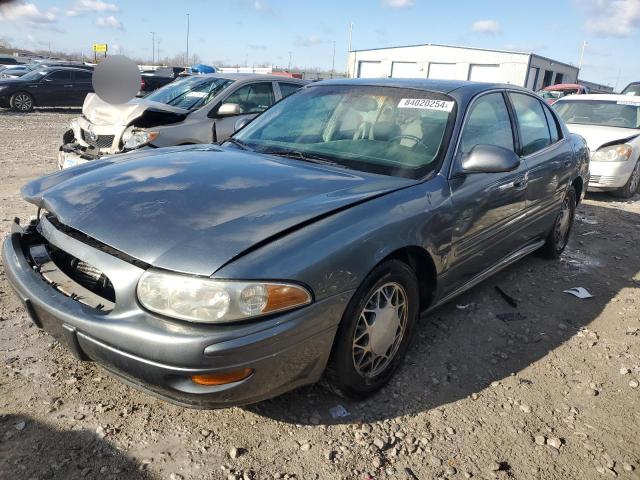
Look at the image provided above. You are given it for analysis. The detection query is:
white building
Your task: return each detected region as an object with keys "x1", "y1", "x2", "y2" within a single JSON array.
[{"x1": 347, "y1": 43, "x2": 579, "y2": 91}]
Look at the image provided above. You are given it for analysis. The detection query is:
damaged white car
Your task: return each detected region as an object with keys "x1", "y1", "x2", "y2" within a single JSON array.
[{"x1": 58, "y1": 73, "x2": 306, "y2": 169}]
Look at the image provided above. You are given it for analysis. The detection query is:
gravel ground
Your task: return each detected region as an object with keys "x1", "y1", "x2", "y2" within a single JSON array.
[{"x1": 0, "y1": 109, "x2": 639, "y2": 480}]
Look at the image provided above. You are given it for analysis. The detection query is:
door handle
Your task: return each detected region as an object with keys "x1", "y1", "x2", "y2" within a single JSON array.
[{"x1": 64, "y1": 84, "x2": 73, "y2": 87}]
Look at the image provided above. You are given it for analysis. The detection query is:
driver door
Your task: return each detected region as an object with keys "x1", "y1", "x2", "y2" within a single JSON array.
[
  {"x1": 38, "y1": 70, "x2": 73, "y2": 106},
  {"x1": 212, "y1": 81, "x2": 276, "y2": 142},
  {"x1": 445, "y1": 91, "x2": 530, "y2": 292}
]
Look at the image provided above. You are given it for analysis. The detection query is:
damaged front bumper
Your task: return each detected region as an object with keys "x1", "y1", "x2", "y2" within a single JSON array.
[{"x1": 2, "y1": 215, "x2": 342, "y2": 408}]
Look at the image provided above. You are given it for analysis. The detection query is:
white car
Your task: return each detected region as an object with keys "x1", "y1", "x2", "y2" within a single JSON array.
[
  {"x1": 58, "y1": 73, "x2": 307, "y2": 169},
  {"x1": 554, "y1": 94, "x2": 640, "y2": 198}
]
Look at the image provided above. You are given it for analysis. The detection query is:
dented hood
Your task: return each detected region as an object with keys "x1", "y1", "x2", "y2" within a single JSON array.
[
  {"x1": 22, "y1": 147, "x2": 414, "y2": 276},
  {"x1": 82, "y1": 93, "x2": 189, "y2": 126},
  {"x1": 565, "y1": 123, "x2": 640, "y2": 152}
]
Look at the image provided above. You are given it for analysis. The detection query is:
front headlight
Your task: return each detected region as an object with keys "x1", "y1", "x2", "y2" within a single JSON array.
[
  {"x1": 122, "y1": 126, "x2": 158, "y2": 150},
  {"x1": 137, "y1": 269, "x2": 312, "y2": 323},
  {"x1": 591, "y1": 144, "x2": 632, "y2": 162}
]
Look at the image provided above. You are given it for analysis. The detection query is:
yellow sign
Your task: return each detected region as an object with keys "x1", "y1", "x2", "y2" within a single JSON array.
[{"x1": 93, "y1": 43, "x2": 108, "y2": 53}]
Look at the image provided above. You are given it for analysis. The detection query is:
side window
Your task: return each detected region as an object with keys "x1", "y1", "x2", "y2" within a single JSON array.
[
  {"x1": 279, "y1": 82, "x2": 303, "y2": 98},
  {"x1": 542, "y1": 104, "x2": 561, "y2": 143},
  {"x1": 44, "y1": 70, "x2": 72, "y2": 83},
  {"x1": 509, "y1": 93, "x2": 552, "y2": 155},
  {"x1": 73, "y1": 70, "x2": 93, "y2": 82},
  {"x1": 460, "y1": 92, "x2": 514, "y2": 155},
  {"x1": 223, "y1": 82, "x2": 275, "y2": 114}
]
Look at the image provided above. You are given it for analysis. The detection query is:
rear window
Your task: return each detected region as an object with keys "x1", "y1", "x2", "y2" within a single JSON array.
[{"x1": 554, "y1": 99, "x2": 640, "y2": 129}]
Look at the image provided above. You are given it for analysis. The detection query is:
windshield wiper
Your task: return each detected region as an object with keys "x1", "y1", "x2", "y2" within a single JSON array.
[
  {"x1": 261, "y1": 148, "x2": 345, "y2": 168},
  {"x1": 225, "y1": 138, "x2": 252, "y2": 151}
]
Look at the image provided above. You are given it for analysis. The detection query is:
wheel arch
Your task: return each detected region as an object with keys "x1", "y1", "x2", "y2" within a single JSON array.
[{"x1": 572, "y1": 176, "x2": 584, "y2": 205}]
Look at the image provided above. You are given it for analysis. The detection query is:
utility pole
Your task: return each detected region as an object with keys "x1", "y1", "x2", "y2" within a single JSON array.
[
  {"x1": 348, "y1": 22, "x2": 354, "y2": 52},
  {"x1": 157, "y1": 37, "x2": 161, "y2": 65},
  {"x1": 151, "y1": 31, "x2": 156, "y2": 64},
  {"x1": 186, "y1": 13, "x2": 190, "y2": 66},
  {"x1": 578, "y1": 40, "x2": 587, "y2": 70},
  {"x1": 331, "y1": 41, "x2": 336, "y2": 78},
  {"x1": 288, "y1": 51, "x2": 292, "y2": 71},
  {"x1": 348, "y1": 22, "x2": 354, "y2": 78}
]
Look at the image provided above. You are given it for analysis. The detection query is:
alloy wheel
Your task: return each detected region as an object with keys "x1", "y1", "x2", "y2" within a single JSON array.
[
  {"x1": 14, "y1": 94, "x2": 32, "y2": 111},
  {"x1": 629, "y1": 162, "x2": 640, "y2": 194},
  {"x1": 352, "y1": 282, "x2": 408, "y2": 378}
]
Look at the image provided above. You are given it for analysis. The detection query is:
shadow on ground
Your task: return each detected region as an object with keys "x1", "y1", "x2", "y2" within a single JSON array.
[
  {"x1": 246, "y1": 200, "x2": 640, "y2": 425},
  {"x1": 0, "y1": 414, "x2": 156, "y2": 480}
]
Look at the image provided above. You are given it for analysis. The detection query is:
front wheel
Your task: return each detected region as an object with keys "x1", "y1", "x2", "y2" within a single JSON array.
[
  {"x1": 10, "y1": 92, "x2": 34, "y2": 112},
  {"x1": 325, "y1": 260, "x2": 420, "y2": 398},
  {"x1": 611, "y1": 160, "x2": 640, "y2": 199},
  {"x1": 541, "y1": 186, "x2": 576, "y2": 259}
]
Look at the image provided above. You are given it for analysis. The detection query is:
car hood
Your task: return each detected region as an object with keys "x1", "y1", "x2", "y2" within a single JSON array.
[
  {"x1": 22, "y1": 146, "x2": 415, "y2": 276},
  {"x1": 565, "y1": 123, "x2": 640, "y2": 152},
  {"x1": 82, "y1": 93, "x2": 189, "y2": 126}
]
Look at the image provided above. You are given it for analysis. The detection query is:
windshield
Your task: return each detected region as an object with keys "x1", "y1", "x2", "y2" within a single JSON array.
[
  {"x1": 232, "y1": 85, "x2": 455, "y2": 179},
  {"x1": 18, "y1": 69, "x2": 48, "y2": 81},
  {"x1": 538, "y1": 90, "x2": 564, "y2": 99},
  {"x1": 145, "y1": 76, "x2": 234, "y2": 110},
  {"x1": 554, "y1": 99, "x2": 640, "y2": 129},
  {"x1": 622, "y1": 83, "x2": 640, "y2": 96}
]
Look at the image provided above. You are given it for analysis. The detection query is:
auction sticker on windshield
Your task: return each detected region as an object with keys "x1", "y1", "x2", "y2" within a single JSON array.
[
  {"x1": 617, "y1": 100, "x2": 640, "y2": 106},
  {"x1": 398, "y1": 98, "x2": 454, "y2": 112}
]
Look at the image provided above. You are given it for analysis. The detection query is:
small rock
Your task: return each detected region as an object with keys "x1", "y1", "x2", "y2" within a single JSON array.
[
  {"x1": 14, "y1": 421, "x2": 26, "y2": 431},
  {"x1": 95, "y1": 426, "x2": 106, "y2": 438},
  {"x1": 201, "y1": 429, "x2": 211, "y2": 437},
  {"x1": 534, "y1": 435, "x2": 546, "y2": 446},
  {"x1": 619, "y1": 367, "x2": 630, "y2": 375},
  {"x1": 446, "y1": 427, "x2": 456, "y2": 435},
  {"x1": 586, "y1": 388, "x2": 599, "y2": 397},
  {"x1": 488, "y1": 462, "x2": 501, "y2": 471},
  {"x1": 445, "y1": 466, "x2": 457, "y2": 475},
  {"x1": 373, "y1": 437, "x2": 386, "y2": 450},
  {"x1": 471, "y1": 393, "x2": 479, "y2": 401},
  {"x1": 229, "y1": 447, "x2": 242, "y2": 459},
  {"x1": 429, "y1": 455, "x2": 443, "y2": 467},
  {"x1": 300, "y1": 443, "x2": 311, "y2": 452},
  {"x1": 520, "y1": 404, "x2": 532, "y2": 413},
  {"x1": 74, "y1": 414, "x2": 85, "y2": 421},
  {"x1": 169, "y1": 474, "x2": 184, "y2": 480},
  {"x1": 623, "y1": 463, "x2": 634, "y2": 472},
  {"x1": 547, "y1": 437, "x2": 562, "y2": 450},
  {"x1": 629, "y1": 379, "x2": 639, "y2": 389},
  {"x1": 372, "y1": 456, "x2": 383, "y2": 469},
  {"x1": 141, "y1": 458, "x2": 153, "y2": 465}
]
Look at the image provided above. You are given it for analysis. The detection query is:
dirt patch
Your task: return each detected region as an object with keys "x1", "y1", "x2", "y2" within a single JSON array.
[{"x1": 1, "y1": 111, "x2": 639, "y2": 480}]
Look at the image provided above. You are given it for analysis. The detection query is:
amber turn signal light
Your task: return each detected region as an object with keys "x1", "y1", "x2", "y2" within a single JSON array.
[{"x1": 190, "y1": 368, "x2": 253, "y2": 386}]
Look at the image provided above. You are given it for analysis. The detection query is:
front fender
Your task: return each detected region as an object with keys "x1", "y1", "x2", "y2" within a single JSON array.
[{"x1": 214, "y1": 175, "x2": 453, "y2": 303}]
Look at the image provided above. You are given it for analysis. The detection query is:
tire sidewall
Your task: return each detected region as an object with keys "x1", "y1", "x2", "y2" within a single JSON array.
[
  {"x1": 553, "y1": 187, "x2": 576, "y2": 255},
  {"x1": 328, "y1": 259, "x2": 420, "y2": 397}
]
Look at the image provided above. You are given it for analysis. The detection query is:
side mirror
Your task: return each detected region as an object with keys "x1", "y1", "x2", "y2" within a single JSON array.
[
  {"x1": 461, "y1": 144, "x2": 520, "y2": 174},
  {"x1": 234, "y1": 117, "x2": 251, "y2": 132},
  {"x1": 216, "y1": 103, "x2": 241, "y2": 117}
]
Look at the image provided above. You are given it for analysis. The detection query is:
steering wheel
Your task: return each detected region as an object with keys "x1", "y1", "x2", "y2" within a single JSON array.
[{"x1": 389, "y1": 134, "x2": 430, "y2": 150}]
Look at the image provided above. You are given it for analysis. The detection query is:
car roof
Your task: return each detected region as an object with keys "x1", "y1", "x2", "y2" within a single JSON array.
[
  {"x1": 309, "y1": 77, "x2": 530, "y2": 96},
  {"x1": 555, "y1": 93, "x2": 640, "y2": 102},
  {"x1": 197, "y1": 73, "x2": 307, "y2": 83}
]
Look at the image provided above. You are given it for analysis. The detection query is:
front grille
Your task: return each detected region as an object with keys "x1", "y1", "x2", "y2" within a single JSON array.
[
  {"x1": 82, "y1": 129, "x2": 114, "y2": 149},
  {"x1": 47, "y1": 248, "x2": 115, "y2": 303}
]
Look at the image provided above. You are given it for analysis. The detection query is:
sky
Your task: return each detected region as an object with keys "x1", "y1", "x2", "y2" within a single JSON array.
[{"x1": 0, "y1": 0, "x2": 639, "y2": 89}]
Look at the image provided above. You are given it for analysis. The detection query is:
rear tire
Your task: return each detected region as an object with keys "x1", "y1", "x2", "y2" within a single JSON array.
[
  {"x1": 10, "y1": 92, "x2": 34, "y2": 112},
  {"x1": 325, "y1": 259, "x2": 420, "y2": 398},
  {"x1": 541, "y1": 186, "x2": 576, "y2": 259},
  {"x1": 611, "y1": 160, "x2": 640, "y2": 199}
]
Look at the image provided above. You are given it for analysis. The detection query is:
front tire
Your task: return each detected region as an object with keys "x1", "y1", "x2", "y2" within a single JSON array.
[
  {"x1": 541, "y1": 186, "x2": 576, "y2": 259},
  {"x1": 611, "y1": 160, "x2": 640, "y2": 199},
  {"x1": 325, "y1": 260, "x2": 420, "y2": 398},
  {"x1": 10, "y1": 92, "x2": 34, "y2": 112}
]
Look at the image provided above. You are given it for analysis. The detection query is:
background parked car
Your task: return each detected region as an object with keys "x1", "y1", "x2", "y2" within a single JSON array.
[
  {"x1": 553, "y1": 94, "x2": 640, "y2": 198},
  {"x1": 537, "y1": 84, "x2": 588, "y2": 105},
  {"x1": 0, "y1": 66, "x2": 94, "y2": 112},
  {"x1": 621, "y1": 82, "x2": 640, "y2": 96},
  {"x1": 138, "y1": 67, "x2": 185, "y2": 95},
  {"x1": 0, "y1": 55, "x2": 23, "y2": 68},
  {"x1": 58, "y1": 73, "x2": 307, "y2": 168},
  {"x1": 0, "y1": 64, "x2": 35, "y2": 79}
]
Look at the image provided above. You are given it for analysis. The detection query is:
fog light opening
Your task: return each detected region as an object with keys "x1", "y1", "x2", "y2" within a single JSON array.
[{"x1": 190, "y1": 368, "x2": 253, "y2": 386}]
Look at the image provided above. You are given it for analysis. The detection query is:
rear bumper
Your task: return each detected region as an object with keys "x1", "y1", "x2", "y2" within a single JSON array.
[{"x1": 2, "y1": 226, "x2": 347, "y2": 408}]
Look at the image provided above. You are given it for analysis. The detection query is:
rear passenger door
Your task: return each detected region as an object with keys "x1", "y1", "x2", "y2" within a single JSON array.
[
  {"x1": 277, "y1": 82, "x2": 304, "y2": 99},
  {"x1": 507, "y1": 92, "x2": 574, "y2": 239},
  {"x1": 70, "y1": 70, "x2": 94, "y2": 106},
  {"x1": 213, "y1": 81, "x2": 276, "y2": 141},
  {"x1": 446, "y1": 91, "x2": 530, "y2": 290}
]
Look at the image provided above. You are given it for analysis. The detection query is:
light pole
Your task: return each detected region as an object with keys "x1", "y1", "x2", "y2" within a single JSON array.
[
  {"x1": 186, "y1": 13, "x2": 190, "y2": 66},
  {"x1": 151, "y1": 31, "x2": 156, "y2": 64},
  {"x1": 578, "y1": 40, "x2": 588, "y2": 70},
  {"x1": 288, "y1": 51, "x2": 292, "y2": 71},
  {"x1": 348, "y1": 22, "x2": 354, "y2": 78},
  {"x1": 331, "y1": 41, "x2": 336, "y2": 78}
]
